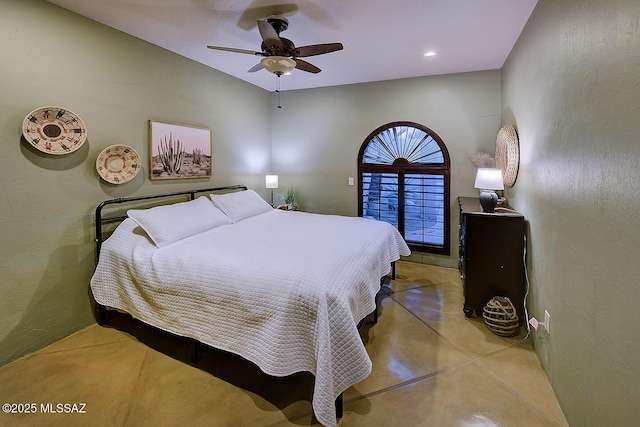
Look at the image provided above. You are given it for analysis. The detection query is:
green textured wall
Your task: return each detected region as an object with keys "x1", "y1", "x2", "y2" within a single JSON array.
[
  {"x1": 0, "y1": 0, "x2": 271, "y2": 366},
  {"x1": 502, "y1": 0, "x2": 640, "y2": 425}
]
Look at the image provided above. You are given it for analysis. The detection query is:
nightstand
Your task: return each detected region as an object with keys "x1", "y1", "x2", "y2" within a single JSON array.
[{"x1": 458, "y1": 197, "x2": 525, "y2": 322}]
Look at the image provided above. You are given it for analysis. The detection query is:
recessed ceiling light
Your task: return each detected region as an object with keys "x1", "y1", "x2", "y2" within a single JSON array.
[{"x1": 424, "y1": 51, "x2": 436, "y2": 57}]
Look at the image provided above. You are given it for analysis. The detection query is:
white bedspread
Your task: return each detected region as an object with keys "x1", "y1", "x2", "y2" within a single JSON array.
[{"x1": 91, "y1": 209, "x2": 410, "y2": 426}]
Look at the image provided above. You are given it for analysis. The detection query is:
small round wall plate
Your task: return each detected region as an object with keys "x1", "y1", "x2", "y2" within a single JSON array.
[
  {"x1": 22, "y1": 106, "x2": 87, "y2": 155},
  {"x1": 96, "y1": 145, "x2": 141, "y2": 184}
]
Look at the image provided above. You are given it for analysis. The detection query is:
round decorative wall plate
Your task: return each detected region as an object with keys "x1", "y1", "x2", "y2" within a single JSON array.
[
  {"x1": 22, "y1": 106, "x2": 87, "y2": 155},
  {"x1": 495, "y1": 124, "x2": 520, "y2": 187},
  {"x1": 96, "y1": 145, "x2": 141, "y2": 184}
]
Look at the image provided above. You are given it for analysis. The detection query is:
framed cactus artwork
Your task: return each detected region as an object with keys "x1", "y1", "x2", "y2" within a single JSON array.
[{"x1": 149, "y1": 120, "x2": 212, "y2": 180}]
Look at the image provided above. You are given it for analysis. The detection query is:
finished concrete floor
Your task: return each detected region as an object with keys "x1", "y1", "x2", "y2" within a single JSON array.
[{"x1": 0, "y1": 261, "x2": 567, "y2": 426}]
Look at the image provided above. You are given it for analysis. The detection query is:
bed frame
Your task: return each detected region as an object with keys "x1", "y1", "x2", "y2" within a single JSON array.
[{"x1": 92, "y1": 184, "x2": 393, "y2": 420}]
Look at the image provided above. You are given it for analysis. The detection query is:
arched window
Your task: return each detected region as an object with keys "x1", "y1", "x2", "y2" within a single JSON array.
[{"x1": 358, "y1": 122, "x2": 450, "y2": 255}]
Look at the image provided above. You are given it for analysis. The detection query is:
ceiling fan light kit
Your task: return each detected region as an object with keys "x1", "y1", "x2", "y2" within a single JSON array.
[{"x1": 261, "y1": 56, "x2": 296, "y2": 75}]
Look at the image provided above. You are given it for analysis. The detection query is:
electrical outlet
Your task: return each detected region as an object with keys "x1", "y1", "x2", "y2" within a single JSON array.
[
  {"x1": 348, "y1": 177, "x2": 354, "y2": 186},
  {"x1": 544, "y1": 310, "x2": 550, "y2": 333}
]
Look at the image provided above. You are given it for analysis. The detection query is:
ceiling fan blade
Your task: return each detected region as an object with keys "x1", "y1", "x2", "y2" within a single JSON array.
[
  {"x1": 294, "y1": 59, "x2": 321, "y2": 74},
  {"x1": 207, "y1": 45, "x2": 262, "y2": 56},
  {"x1": 237, "y1": 4, "x2": 299, "y2": 31},
  {"x1": 247, "y1": 63, "x2": 264, "y2": 73},
  {"x1": 295, "y1": 43, "x2": 343, "y2": 58},
  {"x1": 257, "y1": 19, "x2": 283, "y2": 51}
]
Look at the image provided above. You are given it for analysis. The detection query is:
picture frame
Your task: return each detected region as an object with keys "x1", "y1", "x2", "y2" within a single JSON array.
[{"x1": 149, "y1": 120, "x2": 212, "y2": 180}]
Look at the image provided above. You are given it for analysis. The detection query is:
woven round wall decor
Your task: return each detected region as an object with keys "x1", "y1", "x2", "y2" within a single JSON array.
[
  {"x1": 96, "y1": 144, "x2": 141, "y2": 184},
  {"x1": 495, "y1": 124, "x2": 519, "y2": 187},
  {"x1": 22, "y1": 106, "x2": 87, "y2": 155}
]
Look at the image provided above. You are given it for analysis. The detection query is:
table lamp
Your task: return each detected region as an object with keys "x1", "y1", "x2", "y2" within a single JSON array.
[
  {"x1": 265, "y1": 174, "x2": 278, "y2": 206},
  {"x1": 474, "y1": 168, "x2": 504, "y2": 213}
]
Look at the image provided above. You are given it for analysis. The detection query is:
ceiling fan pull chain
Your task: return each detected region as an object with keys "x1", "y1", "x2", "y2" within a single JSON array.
[{"x1": 276, "y1": 75, "x2": 282, "y2": 109}]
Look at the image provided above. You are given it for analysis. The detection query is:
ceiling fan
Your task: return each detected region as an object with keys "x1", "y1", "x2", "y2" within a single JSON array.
[{"x1": 207, "y1": 17, "x2": 343, "y2": 76}]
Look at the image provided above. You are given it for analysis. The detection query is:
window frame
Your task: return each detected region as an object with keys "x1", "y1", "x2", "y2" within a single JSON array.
[{"x1": 358, "y1": 121, "x2": 451, "y2": 255}]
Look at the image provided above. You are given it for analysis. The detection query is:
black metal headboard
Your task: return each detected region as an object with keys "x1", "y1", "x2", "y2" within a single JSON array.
[{"x1": 94, "y1": 185, "x2": 247, "y2": 263}]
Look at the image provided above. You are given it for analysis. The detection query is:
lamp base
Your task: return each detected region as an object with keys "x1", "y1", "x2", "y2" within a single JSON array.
[{"x1": 479, "y1": 190, "x2": 498, "y2": 213}]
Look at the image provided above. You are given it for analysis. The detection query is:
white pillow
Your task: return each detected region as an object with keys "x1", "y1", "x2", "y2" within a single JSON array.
[
  {"x1": 127, "y1": 196, "x2": 230, "y2": 247},
  {"x1": 210, "y1": 189, "x2": 272, "y2": 223}
]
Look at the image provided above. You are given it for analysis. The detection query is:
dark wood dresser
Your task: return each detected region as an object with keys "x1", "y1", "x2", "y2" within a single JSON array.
[{"x1": 458, "y1": 197, "x2": 525, "y2": 322}]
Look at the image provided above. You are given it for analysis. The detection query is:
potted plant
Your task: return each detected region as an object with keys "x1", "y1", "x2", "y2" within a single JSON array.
[{"x1": 283, "y1": 187, "x2": 297, "y2": 210}]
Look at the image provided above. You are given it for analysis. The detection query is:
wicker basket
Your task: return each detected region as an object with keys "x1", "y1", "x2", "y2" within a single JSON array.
[{"x1": 483, "y1": 296, "x2": 520, "y2": 337}]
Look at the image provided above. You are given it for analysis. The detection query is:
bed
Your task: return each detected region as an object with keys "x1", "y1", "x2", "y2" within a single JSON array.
[{"x1": 90, "y1": 185, "x2": 410, "y2": 426}]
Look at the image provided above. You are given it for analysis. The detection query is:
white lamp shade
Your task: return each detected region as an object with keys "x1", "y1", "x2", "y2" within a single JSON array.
[
  {"x1": 265, "y1": 174, "x2": 279, "y2": 189},
  {"x1": 261, "y1": 56, "x2": 296, "y2": 75},
  {"x1": 474, "y1": 168, "x2": 504, "y2": 190}
]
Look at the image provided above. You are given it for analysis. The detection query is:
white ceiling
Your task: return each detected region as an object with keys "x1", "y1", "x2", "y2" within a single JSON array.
[{"x1": 45, "y1": 0, "x2": 538, "y2": 92}]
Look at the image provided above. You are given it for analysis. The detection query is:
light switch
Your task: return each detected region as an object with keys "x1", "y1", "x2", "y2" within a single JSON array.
[{"x1": 348, "y1": 177, "x2": 354, "y2": 186}]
